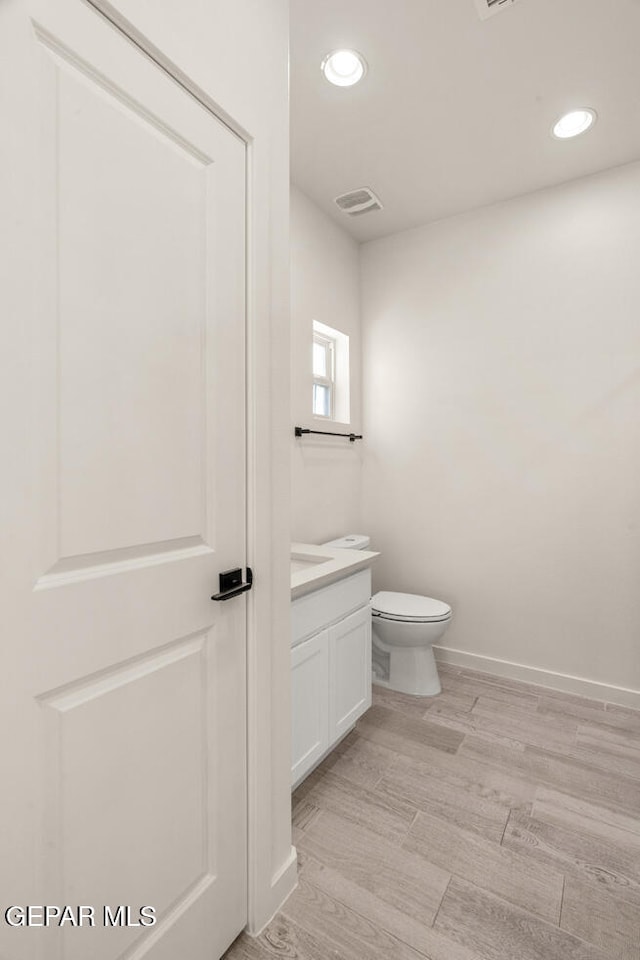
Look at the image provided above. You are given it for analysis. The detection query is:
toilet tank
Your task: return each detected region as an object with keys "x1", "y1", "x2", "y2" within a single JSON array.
[{"x1": 322, "y1": 534, "x2": 370, "y2": 551}]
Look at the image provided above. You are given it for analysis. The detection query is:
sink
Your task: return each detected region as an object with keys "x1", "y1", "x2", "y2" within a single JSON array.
[
  {"x1": 290, "y1": 552, "x2": 332, "y2": 575},
  {"x1": 290, "y1": 541, "x2": 379, "y2": 599}
]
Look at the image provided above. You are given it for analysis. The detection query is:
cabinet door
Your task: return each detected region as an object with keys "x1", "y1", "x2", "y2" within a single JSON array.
[
  {"x1": 329, "y1": 606, "x2": 372, "y2": 741},
  {"x1": 291, "y1": 631, "x2": 329, "y2": 785}
]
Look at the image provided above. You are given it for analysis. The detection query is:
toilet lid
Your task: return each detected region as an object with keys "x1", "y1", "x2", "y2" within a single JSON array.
[{"x1": 371, "y1": 591, "x2": 452, "y2": 623}]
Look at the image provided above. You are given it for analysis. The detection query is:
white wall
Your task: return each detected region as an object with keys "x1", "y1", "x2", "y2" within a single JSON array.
[
  {"x1": 291, "y1": 185, "x2": 363, "y2": 544},
  {"x1": 102, "y1": 0, "x2": 294, "y2": 931},
  {"x1": 361, "y1": 161, "x2": 640, "y2": 698}
]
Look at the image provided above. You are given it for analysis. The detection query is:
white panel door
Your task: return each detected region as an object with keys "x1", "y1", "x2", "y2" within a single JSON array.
[
  {"x1": 329, "y1": 607, "x2": 373, "y2": 740},
  {"x1": 291, "y1": 633, "x2": 330, "y2": 786},
  {"x1": 0, "y1": 2, "x2": 247, "y2": 958}
]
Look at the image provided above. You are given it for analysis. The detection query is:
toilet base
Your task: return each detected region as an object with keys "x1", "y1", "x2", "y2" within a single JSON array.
[{"x1": 373, "y1": 638, "x2": 441, "y2": 697}]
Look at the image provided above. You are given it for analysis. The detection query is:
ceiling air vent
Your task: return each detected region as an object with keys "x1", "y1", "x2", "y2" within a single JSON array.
[
  {"x1": 334, "y1": 187, "x2": 383, "y2": 217},
  {"x1": 474, "y1": 0, "x2": 521, "y2": 20}
]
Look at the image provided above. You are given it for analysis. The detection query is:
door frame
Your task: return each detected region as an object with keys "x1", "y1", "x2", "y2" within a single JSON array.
[{"x1": 68, "y1": 0, "x2": 297, "y2": 937}]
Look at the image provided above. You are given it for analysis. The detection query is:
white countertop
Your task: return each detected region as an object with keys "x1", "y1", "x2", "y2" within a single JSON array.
[{"x1": 291, "y1": 541, "x2": 379, "y2": 599}]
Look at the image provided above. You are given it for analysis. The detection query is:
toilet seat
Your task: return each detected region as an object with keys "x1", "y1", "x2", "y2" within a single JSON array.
[{"x1": 371, "y1": 591, "x2": 452, "y2": 624}]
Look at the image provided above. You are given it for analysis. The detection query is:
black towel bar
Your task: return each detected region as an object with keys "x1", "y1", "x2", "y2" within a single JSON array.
[{"x1": 294, "y1": 427, "x2": 363, "y2": 442}]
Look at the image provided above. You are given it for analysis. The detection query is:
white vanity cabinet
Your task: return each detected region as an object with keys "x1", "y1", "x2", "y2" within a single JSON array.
[{"x1": 291, "y1": 570, "x2": 372, "y2": 787}]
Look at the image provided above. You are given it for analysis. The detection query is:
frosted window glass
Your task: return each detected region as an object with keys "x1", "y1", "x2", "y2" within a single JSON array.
[
  {"x1": 313, "y1": 383, "x2": 330, "y2": 418},
  {"x1": 313, "y1": 341, "x2": 327, "y2": 378}
]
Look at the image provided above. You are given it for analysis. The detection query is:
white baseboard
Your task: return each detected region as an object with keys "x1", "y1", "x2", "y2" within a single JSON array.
[{"x1": 434, "y1": 645, "x2": 640, "y2": 710}]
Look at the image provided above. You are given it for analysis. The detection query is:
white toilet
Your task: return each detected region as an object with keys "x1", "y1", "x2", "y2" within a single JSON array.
[{"x1": 322, "y1": 535, "x2": 452, "y2": 697}]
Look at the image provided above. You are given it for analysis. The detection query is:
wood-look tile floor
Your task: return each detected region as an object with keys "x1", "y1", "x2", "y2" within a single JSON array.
[{"x1": 224, "y1": 665, "x2": 640, "y2": 960}]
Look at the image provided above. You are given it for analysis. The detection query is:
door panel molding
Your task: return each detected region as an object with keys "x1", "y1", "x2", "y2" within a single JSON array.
[
  {"x1": 35, "y1": 538, "x2": 214, "y2": 591},
  {"x1": 33, "y1": 21, "x2": 216, "y2": 165}
]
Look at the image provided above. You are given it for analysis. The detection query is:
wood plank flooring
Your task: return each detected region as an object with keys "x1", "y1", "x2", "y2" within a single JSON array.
[{"x1": 224, "y1": 665, "x2": 640, "y2": 960}]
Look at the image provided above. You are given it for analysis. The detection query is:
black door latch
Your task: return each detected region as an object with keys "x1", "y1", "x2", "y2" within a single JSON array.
[{"x1": 211, "y1": 566, "x2": 253, "y2": 601}]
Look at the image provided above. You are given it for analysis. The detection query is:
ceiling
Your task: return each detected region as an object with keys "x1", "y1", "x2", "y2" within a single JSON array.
[{"x1": 290, "y1": 0, "x2": 640, "y2": 243}]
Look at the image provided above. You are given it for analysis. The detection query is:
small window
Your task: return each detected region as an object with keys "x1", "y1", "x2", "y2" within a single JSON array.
[
  {"x1": 312, "y1": 320, "x2": 350, "y2": 423},
  {"x1": 312, "y1": 331, "x2": 335, "y2": 419}
]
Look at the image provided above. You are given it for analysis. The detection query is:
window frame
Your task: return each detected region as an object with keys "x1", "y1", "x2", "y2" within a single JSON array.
[{"x1": 312, "y1": 330, "x2": 336, "y2": 420}]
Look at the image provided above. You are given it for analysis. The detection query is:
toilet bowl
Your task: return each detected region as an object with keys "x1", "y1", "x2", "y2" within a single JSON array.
[
  {"x1": 370, "y1": 591, "x2": 451, "y2": 696},
  {"x1": 322, "y1": 535, "x2": 453, "y2": 697}
]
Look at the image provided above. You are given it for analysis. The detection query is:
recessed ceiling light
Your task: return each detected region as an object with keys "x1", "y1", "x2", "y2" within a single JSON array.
[
  {"x1": 321, "y1": 49, "x2": 367, "y2": 87},
  {"x1": 552, "y1": 109, "x2": 597, "y2": 140}
]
